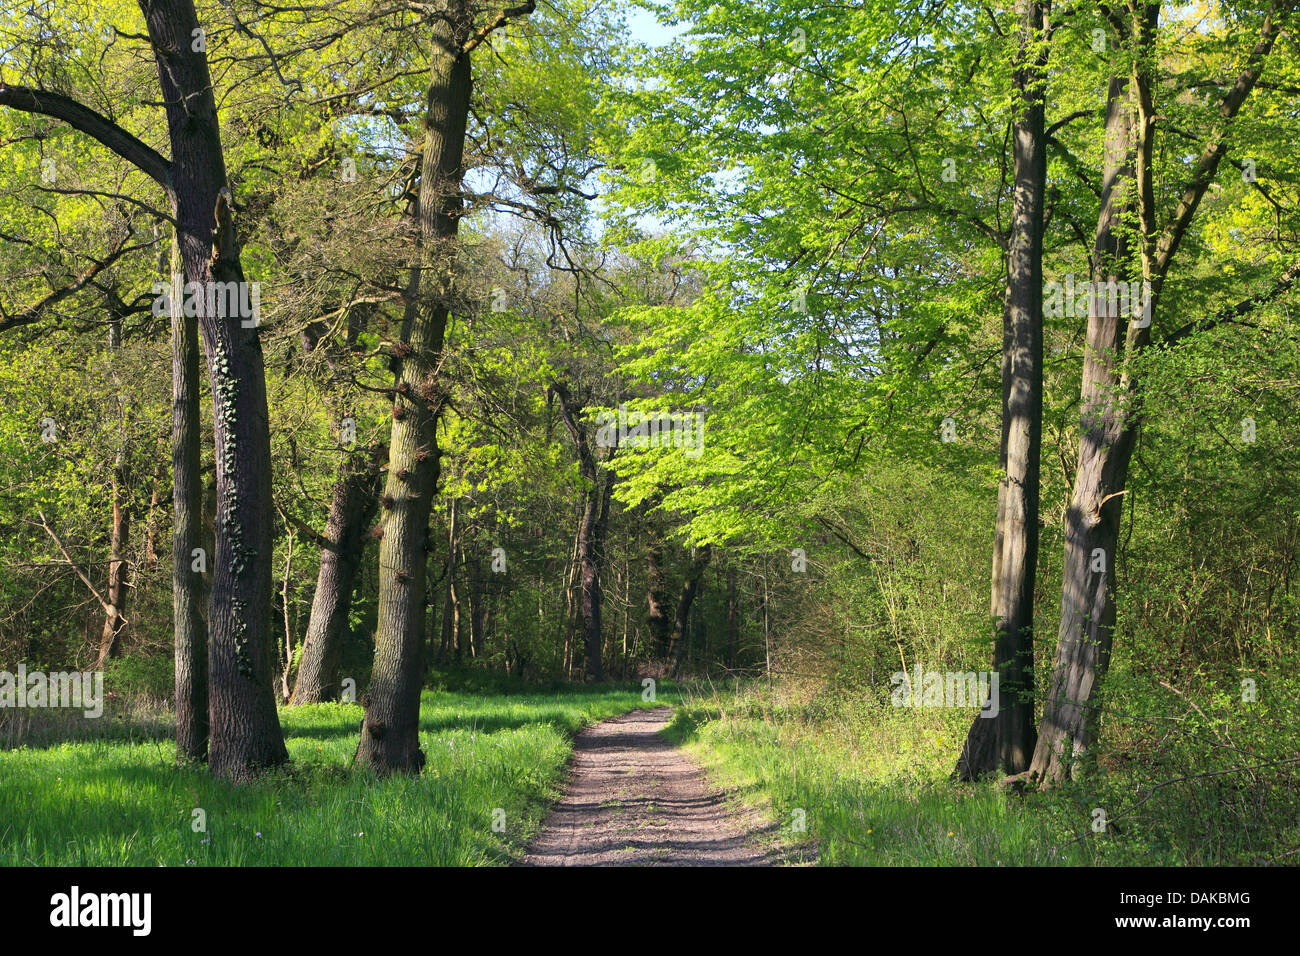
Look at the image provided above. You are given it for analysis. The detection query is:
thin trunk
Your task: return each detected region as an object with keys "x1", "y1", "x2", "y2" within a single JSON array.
[
  {"x1": 726, "y1": 567, "x2": 738, "y2": 670},
  {"x1": 290, "y1": 445, "x2": 384, "y2": 704},
  {"x1": 467, "y1": 551, "x2": 485, "y2": 659},
  {"x1": 143, "y1": 460, "x2": 164, "y2": 571},
  {"x1": 451, "y1": 546, "x2": 463, "y2": 660},
  {"x1": 670, "y1": 546, "x2": 711, "y2": 676},
  {"x1": 762, "y1": 561, "x2": 771, "y2": 687},
  {"x1": 279, "y1": 529, "x2": 295, "y2": 703},
  {"x1": 438, "y1": 499, "x2": 459, "y2": 664},
  {"x1": 171, "y1": 229, "x2": 208, "y2": 763},
  {"x1": 957, "y1": 0, "x2": 1048, "y2": 781},
  {"x1": 96, "y1": 454, "x2": 130, "y2": 668},
  {"x1": 621, "y1": 562, "x2": 630, "y2": 665},
  {"x1": 561, "y1": 515, "x2": 582, "y2": 669},
  {"x1": 647, "y1": 535, "x2": 672, "y2": 656}
]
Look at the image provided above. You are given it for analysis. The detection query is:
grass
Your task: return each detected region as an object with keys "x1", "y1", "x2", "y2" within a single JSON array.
[
  {"x1": 0, "y1": 680, "x2": 669, "y2": 866},
  {"x1": 663, "y1": 689, "x2": 1075, "y2": 865},
  {"x1": 664, "y1": 677, "x2": 1300, "y2": 866},
  {"x1": 4, "y1": 668, "x2": 1292, "y2": 867}
]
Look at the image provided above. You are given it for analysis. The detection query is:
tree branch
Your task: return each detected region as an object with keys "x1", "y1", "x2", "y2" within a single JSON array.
[
  {"x1": 1151, "y1": 0, "x2": 1291, "y2": 284},
  {"x1": 0, "y1": 229, "x2": 149, "y2": 334},
  {"x1": 1161, "y1": 260, "x2": 1300, "y2": 346},
  {"x1": 463, "y1": 1, "x2": 536, "y2": 54},
  {"x1": 0, "y1": 84, "x2": 173, "y2": 191}
]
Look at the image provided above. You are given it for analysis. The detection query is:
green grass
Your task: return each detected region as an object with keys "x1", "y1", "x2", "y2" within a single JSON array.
[
  {"x1": 666, "y1": 679, "x2": 1300, "y2": 866},
  {"x1": 0, "y1": 682, "x2": 668, "y2": 866},
  {"x1": 5, "y1": 670, "x2": 1291, "y2": 867}
]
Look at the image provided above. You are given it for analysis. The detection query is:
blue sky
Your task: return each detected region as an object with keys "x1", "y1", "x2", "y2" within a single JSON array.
[{"x1": 624, "y1": 4, "x2": 688, "y2": 48}]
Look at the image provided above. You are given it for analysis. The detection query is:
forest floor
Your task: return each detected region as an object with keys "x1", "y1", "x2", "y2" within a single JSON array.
[
  {"x1": 0, "y1": 683, "x2": 668, "y2": 866},
  {"x1": 663, "y1": 678, "x2": 1300, "y2": 866},
  {"x1": 3, "y1": 674, "x2": 1290, "y2": 866},
  {"x1": 522, "y1": 706, "x2": 805, "y2": 866}
]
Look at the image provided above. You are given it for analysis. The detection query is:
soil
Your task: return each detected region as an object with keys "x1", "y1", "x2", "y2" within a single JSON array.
[{"x1": 521, "y1": 706, "x2": 800, "y2": 866}]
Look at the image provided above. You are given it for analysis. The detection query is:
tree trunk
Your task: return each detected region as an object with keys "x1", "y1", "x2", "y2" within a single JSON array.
[
  {"x1": 357, "y1": 8, "x2": 478, "y2": 773},
  {"x1": 450, "y1": 551, "x2": 463, "y2": 661},
  {"x1": 1029, "y1": 0, "x2": 1282, "y2": 786},
  {"x1": 647, "y1": 536, "x2": 672, "y2": 656},
  {"x1": 726, "y1": 567, "x2": 738, "y2": 669},
  {"x1": 580, "y1": 472, "x2": 615, "y2": 682},
  {"x1": 290, "y1": 445, "x2": 384, "y2": 704},
  {"x1": 142, "y1": 0, "x2": 289, "y2": 781},
  {"x1": 956, "y1": 0, "x2": 1048, "y2": 781},
  {"x1": 171, "y1": 229, "x2": 208, "y2": 764},
  {"x1": 467, "y1": 551, "x2": 486, "y2": 659},
  {"x1": 551, "y1": 381, "x2": 616, "y2": 682},
  {"x1": 143, "y1": 460, "x2": 164, "y2": 571},
  {"x1": 437, "y1": 498, "x2": 458, "y2": 664},
  {"x1": 96, "y1": 454, "x2": 130, "y2": 668},
  {"x1": 1028, "y1": 70, "x2": 1138, "y2": 784},
  {"x1": 279, "y1": 530, "x2": 295, "y2": 702},
  {"x1": 670, "y1": 546, "x2": 711, "y2": 676}
]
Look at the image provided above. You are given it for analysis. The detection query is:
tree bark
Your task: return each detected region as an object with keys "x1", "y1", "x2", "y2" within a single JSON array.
[
  {"x1": 0, "y1": 0, "x2": 285, "y2": 775},
  {"x1": 290, "y1": 445, "x2": 384, "y2": 704},
  {"x1": 171, "y1": 229, "x2": 208, "y2": 763},
  {"x1": 551, "y1": 381, "x2": 616, "y2": 682},
  {"x1": 96, "y1": 454, "x2": 131, "y2": 669},
  {"x1": 956, "y1": 0, "x2": 1048, "y2": 781},
  {"x1": 466, "y1": 550, "x2": 486, "y2": 659},
  {"x1": 726, "y1": 566, "x2": 738, "y2": 669},
  {"x1": 1027, "y1": 67, "x2": 1137, "y2": 785},
  {"x1": 143, "y1": 459, "x2": 164, "y2": 571},
  {"x1": 647, "y1": 535, "x2": 672, "y2": 656},
  {"x1": 1029, "y1": 0, "x2": 1287, "y2": 786},
  {"x1": 437, "y1": 498, "x2": 459, "y2": 664},
  {"x1": 357, "y1": 6, "x2": 479, "y2": 774},
  {"x1": 141, "y1": 0, "x2": 289, "y2": 781},
  {"x1": 670, "y1": 545, "x2": 711, "y2": 676}
]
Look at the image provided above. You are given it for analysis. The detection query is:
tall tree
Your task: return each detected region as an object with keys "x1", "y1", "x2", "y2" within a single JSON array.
[
  {"x1": 551, "y1": 380, "x2": 617, "y2": 681},
  {"x1": 1029, "y1": 0, "x2": 1294, "y2": 786},
  {"x1": 356, "y1": 0, "x2": 537, "y2": 773},
  {"x1": 1, "y1": 0, "x2": 290, "y2": 779},
  {"x1": 956, "y1": 0, "x2": 1049, "y2": 780}
]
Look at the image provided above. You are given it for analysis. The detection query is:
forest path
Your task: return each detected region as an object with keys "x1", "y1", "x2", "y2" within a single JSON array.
[{"x1": 521, "y1": 706, "x2": 786, "y2": 866}]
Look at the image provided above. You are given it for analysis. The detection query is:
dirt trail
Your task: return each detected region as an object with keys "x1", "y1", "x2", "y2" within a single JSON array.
[{"x1": 522, "y1": 706, "x2": 787, "y2": 866}]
